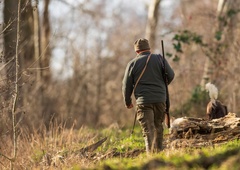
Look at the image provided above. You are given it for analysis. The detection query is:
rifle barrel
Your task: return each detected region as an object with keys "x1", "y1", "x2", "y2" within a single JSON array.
[{"x1": 161, "y1": 40, "x2": 171, "y2": 128}]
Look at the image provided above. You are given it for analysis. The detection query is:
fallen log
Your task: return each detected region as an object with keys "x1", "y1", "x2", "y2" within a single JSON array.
[
  {"x1": 167, "y1": 113, "x2": 240, "y2": 148},
  {"x1": 76, "y1": 137, "x2": 107, "y2": 157}
]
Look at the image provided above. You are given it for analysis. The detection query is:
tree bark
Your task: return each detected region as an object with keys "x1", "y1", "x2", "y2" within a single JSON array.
[
  {"x1": 41, "y1": 0, "x2": 51, "y2": 83},
  {"x1": 11, "y1": 1, "x2": 21, "y2": 168},
  {"x1": 145, "y1": 0, "x2": 161, "y2": 51},
  {"x1": 3, "y1": 0, "x2": 18, "y2": 94},
  {"x1": 32, "y1": 0, "x2": 41, "y2": 86}
]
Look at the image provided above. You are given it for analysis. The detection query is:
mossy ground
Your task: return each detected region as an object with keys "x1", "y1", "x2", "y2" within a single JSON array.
[{"x1": 1, "y1": 124, "x2": 239, "y2": 170}]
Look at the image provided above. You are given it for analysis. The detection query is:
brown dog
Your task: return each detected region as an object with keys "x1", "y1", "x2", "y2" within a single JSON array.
[
  {"x1": 205, "y1": 83, "x2": 228, "y2": 120},
  {"x1": 206, "y1": 100, "x2": 228, "y2": 120}
]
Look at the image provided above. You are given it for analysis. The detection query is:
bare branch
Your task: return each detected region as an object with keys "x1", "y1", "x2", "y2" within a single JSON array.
[
  {"x1": 0, "y1": 152, "x2": 13, "y2": 162},
  {"x1": 10, "y1": 0, "x2": 21, "y2": 168}
]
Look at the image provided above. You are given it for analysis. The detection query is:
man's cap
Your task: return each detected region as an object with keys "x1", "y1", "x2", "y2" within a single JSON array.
[{"x1": 134, "y1": 38, "x2": 150, "y2": 52}]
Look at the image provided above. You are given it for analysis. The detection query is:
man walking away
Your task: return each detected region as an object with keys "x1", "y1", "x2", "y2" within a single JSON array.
[{"x1": 122, "y1": 38, "x2": 175, "y2": 154}]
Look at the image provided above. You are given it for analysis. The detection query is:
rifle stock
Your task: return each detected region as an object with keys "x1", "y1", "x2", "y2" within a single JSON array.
[
  {"x1": 161, "y1": 40, "x2": 171, "y2": 128},
  {"x1": 165, "y1": 90, "x2": 170, "y2": 128}
]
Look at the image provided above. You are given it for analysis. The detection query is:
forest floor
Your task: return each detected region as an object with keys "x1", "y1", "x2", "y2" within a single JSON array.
[
  {"x1": 82, "y1": 112, "x2": 240, "y2": 170},
  {"x1": 1, "y1": 113, "x2": 240, "y2": 170}
]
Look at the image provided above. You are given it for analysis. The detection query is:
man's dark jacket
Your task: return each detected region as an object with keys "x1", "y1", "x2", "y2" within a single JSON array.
[{"x1": 122, "y1": 52, "x2": 175, "y2": 106}]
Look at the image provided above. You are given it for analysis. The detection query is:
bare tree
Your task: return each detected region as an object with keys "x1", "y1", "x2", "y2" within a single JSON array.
[
  {"x1": 39, "y1": 0, "x2": 53, "y2": 128},
  {"x1": 10, "y1": 0, "x2": 21, "y2": 168},
  {"x1": 3, "y1": 0, "x2": 18, "y2": 94},
  {"x1": 3, "y1": 0, "x2": 34, "y2": 113},
  {"x1": 145, "y1": 0, "x2": 161, "y2": 50},
  {"x1": 200, "y1": 0, "x2": 239, "y2": 88},
  {"x1": 2, "y1": 0, "x2": 54, "y2": 130},
  {"x1": 41, "y1": 0, "x2": 51, "y2": 83},
  {"x1": 0, "y1": 1, "x2": 21, "y2": 169}
]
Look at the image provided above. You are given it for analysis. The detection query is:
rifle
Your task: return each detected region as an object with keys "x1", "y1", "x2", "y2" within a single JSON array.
[{"x1": 161, "y1": 40, "x2": 171, "y2": 128}]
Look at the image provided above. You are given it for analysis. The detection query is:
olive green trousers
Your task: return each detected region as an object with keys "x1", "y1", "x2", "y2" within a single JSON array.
[{"x1": 136, "y1": 102, "x2": 165, "y2": 154}]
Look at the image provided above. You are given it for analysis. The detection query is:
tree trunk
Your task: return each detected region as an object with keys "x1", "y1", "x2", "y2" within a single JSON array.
[
  {"x1": 41, "y1": 0, "x2": 51, "y2": 83},
  {"x1": 200, "y1": 0, "x2": 234, "y2": 88},
  {"x1": 3, "y1": 0, "x2": 18, "y2": 95},
  {"x1": 32, "y1": 0, "x2": 43, "y2": 118},
  {"x1": 40, "y1": 0, "x2": 53, "y2": 128},
  {"x1": 145, "y1": 0, "x2": 161, "y2": 51},
  {"x1": 4, "y1": 1, "x2": 34, "y2": 101}
]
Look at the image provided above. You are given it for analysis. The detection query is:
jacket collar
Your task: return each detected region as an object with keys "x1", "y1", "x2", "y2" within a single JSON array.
[{"x1": 137, "y1": 51, "x2": 151, "y2": 57}]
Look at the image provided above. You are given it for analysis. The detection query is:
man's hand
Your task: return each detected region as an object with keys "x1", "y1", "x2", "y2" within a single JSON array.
[{"x1": 126, "y1": 103, "x2": 133, "y2": 109}]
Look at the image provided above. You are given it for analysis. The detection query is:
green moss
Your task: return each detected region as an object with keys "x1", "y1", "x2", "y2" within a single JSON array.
[
  {"x1": 31, "y1": 149, "x2": 45, "y2": 163},
  {"x1": 97, "y1": 138, "x2": 240, "y2": 170},
  {"x1": 100, "y1": 156, "x2": 149, "y2": 170},
  {"x1": 61, "y1": 126, "x2": 240, "y2": 170}
]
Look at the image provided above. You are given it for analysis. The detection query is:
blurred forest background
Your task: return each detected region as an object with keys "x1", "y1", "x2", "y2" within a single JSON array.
[{"x1": 1, "y1": 0, "x2": 240, "y2": 133}]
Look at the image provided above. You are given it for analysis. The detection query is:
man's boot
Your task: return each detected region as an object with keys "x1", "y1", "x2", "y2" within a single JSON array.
[{"x1": 143, "y1": 123, "x2": 156, "y2": 154}]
